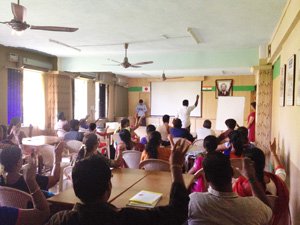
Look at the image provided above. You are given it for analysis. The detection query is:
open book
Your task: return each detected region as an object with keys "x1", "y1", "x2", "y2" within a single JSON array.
[{"x1": 127, "y1": 190, "x2": 163, "y2": 208}]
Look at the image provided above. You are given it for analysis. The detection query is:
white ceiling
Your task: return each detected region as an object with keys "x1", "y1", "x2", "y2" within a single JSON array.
[{"x1": 0, "y1": 0, "x2": 286, "y2": 77}]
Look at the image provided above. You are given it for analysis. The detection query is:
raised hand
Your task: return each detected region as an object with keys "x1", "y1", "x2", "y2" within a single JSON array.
[
  {"x1": 170, "y1": 139, "x2": 190, "y2": 167},
  {"x1": 23, "y1": 156, "x2": 37, "y2": 183},
  {"x1": 241, "y1": 157, "x2": 256, "y2": 180},
  {"x1": 269, "y1": 138, "x2": 277, "y2": 155}
]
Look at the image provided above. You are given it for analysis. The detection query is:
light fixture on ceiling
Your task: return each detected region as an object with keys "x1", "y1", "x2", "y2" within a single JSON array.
[{"x1": 187, "y1": 27, "x2": 203, "y2": 44}]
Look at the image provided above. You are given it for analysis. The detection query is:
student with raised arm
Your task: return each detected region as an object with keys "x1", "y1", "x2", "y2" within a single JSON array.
[
  {"x1": 176, "y1": 95, "x2": 199, "y2": 132},
  {"x1": 0, "y1": 155, "x2": 50, "y2": 225},
  {"x1": 48, "y1": 139, "x2": 190, "y2": 225},
  {"x1": 188, "y1": 152, "x2": 272, "y2": 225}
]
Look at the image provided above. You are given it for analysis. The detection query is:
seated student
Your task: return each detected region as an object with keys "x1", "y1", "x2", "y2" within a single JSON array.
[
  {"x1": 79, "y1": 115, "x2": 90, "y2": 132},
  {"x1": 118, "y1": 129, "x2": 144, "y2": 152},
  {"x1": 188, "y1": 135, "x2": 218, "y2": 192},
  {"x1": 64, "y1": 119, "x2": 84, "y2": 141},
  {"x1": 76, "y1": 133, "x2": 123, "y2": 168},
  {"x1": 140, "y1": 131, "x2": 171, "y2": 162},
  {"x1": 170, "y1": 118, "x2": 194, "y2": 143},
  {"x1": 54, "y1": 112, "x2": 69, "y2": 138},
  {"x1": 188, "y1": 152, "x2": 272, "y2": 225},
  {"x1": 47, "y1": 139, "x2": 190, "y2": 225},
  {"x1": 140, "y1": 124, "x2": 156, "y2": 145},
  {"x1": 0, "y1": 125, "x2": 13, "y2": 150},
  {"x1": 83, "y1": 123, "x2": 101, "y2": 141},
  {"x1": 196, "y1": 119, "x2": 216, "y2": 140},
  {"x1": 217, "y1": 118, "x2": 237, "y2": 143},
  {"x1": 0, "y1": 142, "x2": 64, "y2": 197},
  {"x1": 233, "y1": 140, "x2": 290, "y2": 225},
  {"x1": 157, "y1": 114, "x2": 171, "y2": 146},
  {"x1": 7, "y1": 117, "x2": 27, "y2": 147},
  {"x1": 0, "y1": 156, "x2": 50, "y2": 225}
]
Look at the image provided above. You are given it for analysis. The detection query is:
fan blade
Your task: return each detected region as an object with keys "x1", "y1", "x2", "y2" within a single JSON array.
[
  {"x1": 131, "y1": 61, "x2": 153, "y2": 66},
  {"x1": 166, "y1": 77, "x2": 184, "y2": 79},
  {"x1": 102, "y1": 64, "x2": 121, "y2": 66},
  {"x1": 30, "y1": 25, "x2": 78, "y2": 32},
  {"x1": 11, "y1": 3, "x2": 26, "y2": 22},
  {"x1": 130, "y1": 65, "x2": 141, "y2": 68},
  {"x1": 107, "y1": 58, "x2": 122, "y2": 64}
]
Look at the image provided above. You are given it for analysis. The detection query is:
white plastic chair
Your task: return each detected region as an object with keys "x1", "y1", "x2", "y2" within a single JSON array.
[
  {"x1": 193, "y1": 139, "x2": 204, "y2": 147},
  {"x1": 0, "y1": 186, "x2": 32, "y2": 208},
  {"x1": 122, "y1": 150, "x2": 142, "y2": 169},
  {"x1": 38, "y1": 145, "x2": 55, "y2": 173},
  {"x1": 65, "y1": 140, "x2": 83, "y2": 153},
  {"x1": 59, "y1": 165, "x2": 74, "y2": 192},
  {"x1": 139, "y1": 159, "x2": 170, "y2": 171}
]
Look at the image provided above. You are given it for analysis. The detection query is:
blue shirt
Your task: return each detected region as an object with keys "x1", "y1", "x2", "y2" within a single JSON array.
[
  {"x1": 0, "y1": 206, "x2": 19, "y2": 225},
  {"x1": 170, "y1": 128, "x2": 194, "y2": 142},
  {"x1": 64, "y1": 131, "x2": 84, "y2": 141}
]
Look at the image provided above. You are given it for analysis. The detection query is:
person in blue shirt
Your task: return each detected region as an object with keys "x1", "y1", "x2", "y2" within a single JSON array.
[{"x1": 170, "y1": 118, "x2": 194, "y2": 143}]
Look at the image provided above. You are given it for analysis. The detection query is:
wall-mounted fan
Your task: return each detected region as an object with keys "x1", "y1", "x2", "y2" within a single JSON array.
[
  {"x1": 0, "y1": 1, "x2": 78, "y2": 32},
  {"x1": 106, "y1": 43, "x2": 153, "y2": 68}
]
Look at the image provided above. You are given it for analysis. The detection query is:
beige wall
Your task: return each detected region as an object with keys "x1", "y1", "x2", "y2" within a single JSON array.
[
  {"x1": 0, "y1": 45, "x2": 57, "y2": 125},
  {"x1": 270, "y1": 2, "x2": 300, "y2": 222},
  {"x1": 128, "y1": 75, "x2": 255, "y2": 132}
]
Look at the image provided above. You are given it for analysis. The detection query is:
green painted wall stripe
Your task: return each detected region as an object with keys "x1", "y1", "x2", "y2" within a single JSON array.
[
  {"x1": 129, "y1": 85, "x2": 255, "y2": 92},
  {"x1": 273, "y1": 56, "x2": 281, "y2": 80},
  {"x1": 128, "y1": 86, "x2": 142, "y2": 92}
]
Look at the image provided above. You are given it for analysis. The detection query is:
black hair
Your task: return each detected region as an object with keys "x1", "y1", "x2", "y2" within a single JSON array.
[
  {"x1": 237, "y1": 126, "x2": 248, "y2": 141},
  {"x1": 0, "y1": 125, "x2": 7, "y2": 140},
  {"x1": 251, "y1": 102, "x2": 256, "y2": 109},
  {"x1": 146, "y1": 124, "x2": 156, "y2": 134},
  {"x1": 203, "y1": 120, "x2": 212, "y2": 129},
  {"x1": 225, "y1": 118, "x2": 237, "y2": 130},
  {"x1": 203, "y1": 152, "x2": 232, "y2": 188},
  {"x1": 162, "y1": 115, "x2": 170, "y2": 123},
  {"x1": 228, "y1": 130, "x2": 244, "y2": 157},
  {"x1": 89, "y1": 123, "x2": 97, "y2": 131},
  {"x1": 119, "y1": 129, "x2": 132, "y2": 150},
  {"x1": 203, "y1": 135, "x2": 218, "y2": 153},
  {"x1": 139, "y1": 99, "x2": 143, "y2": 104},
  {"x1": 57, "y1": 112, "x2": 65, "y2": 121},
  {"x1": 69, "y1": 119, "x2": 80, "y2": 131},
  {"x1": 243, "y1": 147, "x2": 266, "y2": 188},
  {"x1": 182, "y1": 99, "x2": 189, "y2": 106},
  {"x1": 145, "y1": 131, "x2": 161, "y2": 159},
  {"x1": 0, "y1": 146, "x2": 22, "y2": 172},
  {"x1": 77, "y1": 133, "x2": 97, "y2": 161},
  {"x1": 120, "y1": 118, "x2": 130, "y2": 129},
  {"x1": 172, "y1": 118, "x2": 182, "y2": 128},
  {"x1": 72, "y1": 154, "x2": 111, "y2": 203}
]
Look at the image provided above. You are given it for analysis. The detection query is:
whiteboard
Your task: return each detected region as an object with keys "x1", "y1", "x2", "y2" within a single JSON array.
[
  {"x1": 216, "y1": 97, "x2": 245, "y2": 131},
  {"x1": 151, "y1": 81, "x2": 202, "y2": 116}
]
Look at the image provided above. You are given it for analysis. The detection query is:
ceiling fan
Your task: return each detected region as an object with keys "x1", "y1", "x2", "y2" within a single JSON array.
[
  {"x1": 107, "y1": 43, "x2": 153, "y2": 68},
  {"x1": 0, "y1": 1, "x2": 78, "y2": 32},
  {"x1": 143, "y1": 71, "x2": 184, "y2": 81}
]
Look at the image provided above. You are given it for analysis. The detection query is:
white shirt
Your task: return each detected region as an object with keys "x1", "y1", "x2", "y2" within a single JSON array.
[
  {"x1": 196, "y1": 127, "x2": 216, "y2": 140},
  {"x1": 136, "y1": 104, "x2": 147, "y2": 117},
  {"x1": 54, "y1": 120, "x2": 68, "y2": 138},
  {"x1": 157, "y1": 124, "x2": 169, "y2": 141},
  {"x1": 177, "y1": 105, "x2": 196, "y2": 128},
  {"x1": 188, "y1": 186, "x2": 272, "y2": 225}
]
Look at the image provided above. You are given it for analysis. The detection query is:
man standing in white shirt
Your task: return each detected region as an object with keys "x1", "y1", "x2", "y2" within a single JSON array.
[
  {"x1": 135, "y1": 99, "x2": 147, "y2": 126},
  {"x1": 176, "y1": 95, "x2": 199, "y2": 132},
  {"x1": 188, "y1": 152, "x2": 272, "y2": 225}
]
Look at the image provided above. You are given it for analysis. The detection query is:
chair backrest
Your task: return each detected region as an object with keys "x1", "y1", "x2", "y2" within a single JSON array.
[
  {"x1": 193, "y1": 139, "x2": 204, "y2": 147},
  {"x1": 139, "y1": 159, "x2": 170, "y2": 171},
  {"x1": 112, "y1": 133, "x2": 121, "y2": 144},
  {"x1": 122, "y1": 150, "x2": 142, "y2": 169},
  {"x1": 0, "y1": 186, "x2": 32, "y2": 209},
  {"x1": 65, "y1": 140, "x2": 83, "y2": 153},
  {"x1": 172, "y1": 137, "x2": 182, "y2": 144},
  {"x1": 38, "y1": 144, "x2": 55, "y2": 168}
]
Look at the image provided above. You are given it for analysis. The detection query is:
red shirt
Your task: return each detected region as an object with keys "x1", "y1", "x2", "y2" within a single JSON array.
[{"x1": 247, "y1": 111, "x2": 255, "y2": 142}]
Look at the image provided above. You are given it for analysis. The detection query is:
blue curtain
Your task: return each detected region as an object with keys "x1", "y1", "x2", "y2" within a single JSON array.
[{"x1": 7, "y1": 68, "x2": 23, "y2": 124}]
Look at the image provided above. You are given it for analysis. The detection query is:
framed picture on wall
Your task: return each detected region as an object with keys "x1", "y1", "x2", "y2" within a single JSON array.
[
  {"x1": 286, "y1": 54, "x2": 296, "y2": 106},
  {"x1": 279, "y1": 64, "x2": 286, "y2": 107},
  {"x1": 296, "y1": 50, "x2": 300, "y2": 105},
  {"x1": 215, "y1": 79, "x2": 233, "y2": 99}
]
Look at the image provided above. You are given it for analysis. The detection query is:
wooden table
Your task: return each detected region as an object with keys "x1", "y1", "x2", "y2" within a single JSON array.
[
  {"x1": 111, "y1": 171, "x2": 194, "y2": 208},
  {"x1": 22, "y1": 135, "x2": 62, "y2": 146},
  {"x1": 48, "y1": 168, "x2": 194, "y2": 210},
  {"x1": 48, "y1": 168, "x2": 148, "y2": 207}
]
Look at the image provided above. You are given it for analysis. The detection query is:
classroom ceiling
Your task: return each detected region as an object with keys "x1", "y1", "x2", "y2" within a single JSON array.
[{"x1": 0, "y1": 0, "x2": 286, "y2": 77}]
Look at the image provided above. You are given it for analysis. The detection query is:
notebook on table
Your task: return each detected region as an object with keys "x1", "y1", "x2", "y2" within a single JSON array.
[{"x1": 127, "y1": 190, "x2": 163, "y2": 208}]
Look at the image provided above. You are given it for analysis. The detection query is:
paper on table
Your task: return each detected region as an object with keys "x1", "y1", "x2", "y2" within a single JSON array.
[{"x1": 128, "y1": 190, "x2": 162, "y2": 208}]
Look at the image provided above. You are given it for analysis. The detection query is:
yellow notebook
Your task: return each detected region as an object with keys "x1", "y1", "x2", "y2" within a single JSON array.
[{"x1": 127, "y1": 190, "x2": 163, "y2": 208}]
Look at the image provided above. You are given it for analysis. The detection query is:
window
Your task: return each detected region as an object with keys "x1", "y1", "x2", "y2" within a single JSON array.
[
  {"x1": 74, "y1": 78, "x2": 88, "y2": 120},
  {"x1": 23, "y1": 69, "x2": 45, "y2": 129}
]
